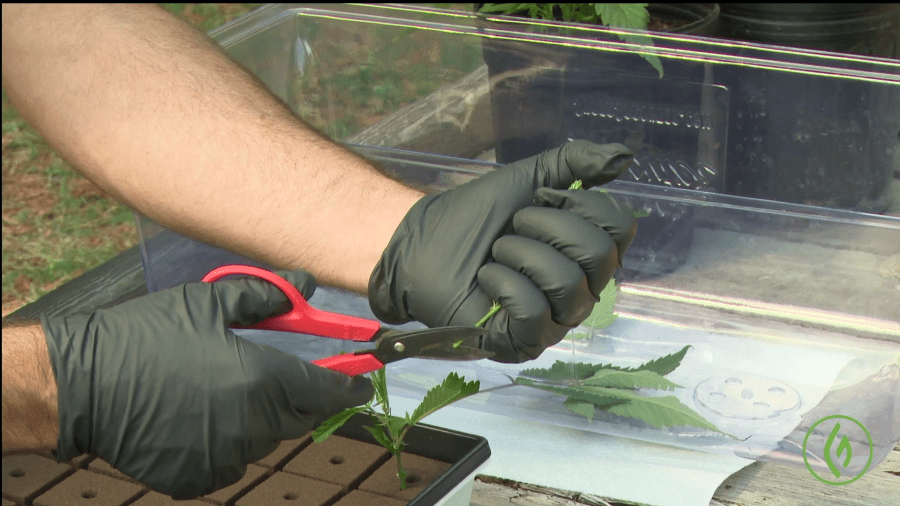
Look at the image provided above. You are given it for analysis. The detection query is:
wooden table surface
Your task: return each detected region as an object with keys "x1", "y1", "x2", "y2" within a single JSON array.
[{"x1": 4, "y1": 64, "x2": 898, "y2": 506}]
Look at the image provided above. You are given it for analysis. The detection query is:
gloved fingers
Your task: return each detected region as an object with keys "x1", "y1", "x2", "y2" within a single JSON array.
[
  {"x1": 534, "y1": 140, "x2": 634, "y2": 190},
  {"x1": 244, "y1": 437, "x2": 280, "y2": 470},
  {"x1": 477, "y1": 262, "x2": 571, "y2": 361},
  {"x1": 491, "y1": 235, "x2": 595, "y2": 326},
  {"x1": 533, "y1": 187, "x2": 638, "y2": 265},
  {"x1": 201, "y1": 269, "x2": 317, "y2": 328},
  {"x1": 276, "y1": 356, "x2": 374, "y2": 427},
  {"x1": 512, "y1": 207, "x2": 619, "y2": 297}
]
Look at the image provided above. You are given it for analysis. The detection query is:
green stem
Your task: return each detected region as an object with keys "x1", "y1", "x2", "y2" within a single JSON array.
[
  {"x1": 395, "y1": 449, "x2": 408, "y2": 489},
  {"x1": 474, "y1": 302, "x2": 501, "y2": 327}
]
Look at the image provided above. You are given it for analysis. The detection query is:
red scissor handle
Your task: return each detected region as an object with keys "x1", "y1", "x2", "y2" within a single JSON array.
[
  {"x1": 311, "y1": 354, "x2": 385, "y2": 376},
  {"x1": 202, "y1": 265, "x2": 381, "y2": 342}
]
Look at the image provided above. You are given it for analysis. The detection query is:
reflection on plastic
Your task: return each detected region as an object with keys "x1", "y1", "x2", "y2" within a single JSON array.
[{"x1": 694, "y1": 375, "x2": 801, "y2": 420}]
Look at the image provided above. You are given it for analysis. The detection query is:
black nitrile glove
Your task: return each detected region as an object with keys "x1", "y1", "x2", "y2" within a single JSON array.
[
  {"x1": 41, "y1": 270, "x2": 373, "y2": 499},
  {"x1": 369, "y1": 140, "x2": 638, "y2": 363}
]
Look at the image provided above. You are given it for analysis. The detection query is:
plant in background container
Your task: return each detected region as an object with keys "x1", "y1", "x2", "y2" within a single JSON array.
[{"x1": 476, "y1": 3, "x2": 722, "y2": 280}]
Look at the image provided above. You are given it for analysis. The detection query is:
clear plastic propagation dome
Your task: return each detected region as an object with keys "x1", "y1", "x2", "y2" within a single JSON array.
[{"x1": 136, "y1": 4, "x2": 900, "y2": 477}]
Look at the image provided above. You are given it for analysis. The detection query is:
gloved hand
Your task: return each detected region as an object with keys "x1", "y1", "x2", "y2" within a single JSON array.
[
  {"x1": 41, "y1": 270, "x2": 373, "y2": 499},
  {"x1": 369, "y1": 140, "x2": 637, "y2": 363}
]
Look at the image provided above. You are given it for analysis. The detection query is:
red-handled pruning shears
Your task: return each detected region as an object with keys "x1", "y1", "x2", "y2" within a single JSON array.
[{"x1": 202, "y1": 265, "x2": 493, "y2": 376}]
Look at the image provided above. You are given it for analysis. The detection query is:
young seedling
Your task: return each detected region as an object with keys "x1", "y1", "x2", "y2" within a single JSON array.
[{"x1": 312, "y1": 367, "x2": 480, "y2": 489}]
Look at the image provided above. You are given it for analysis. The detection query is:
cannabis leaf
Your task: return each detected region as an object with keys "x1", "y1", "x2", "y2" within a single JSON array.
[
  {"x1": 362, "y1": 424, "x2": 394, "y2": 450},
  {"x1": 514, "y1": 346, "x2": 727, "y2": 434},
  {"x1": 630, "y1": 344, "x2": 691, "y2": 376},
  {"x1": 478, "y1": 3, "x2": 665, "y2": 77},
  {"x1": 371, "y1": 366, "x2": 390, "y2": 408},
  {"x1": 605, "y1": 393, "x2": 722, "y2": 432},
  {"x1": 516, "y1": 377, "x2": 630, "y2": 408},
  {"x1": 582, "y1": 278, "x2": 618, "y2": 329},
  {"x1": 520, "y1": 360, "x2": 628, "y2": 381},
  {"x1": 594, "y1": 3, "x2": 649, "y2": 30},
  {"x1": 312, "y1": 406, "x2": 368, "y2": 443},
  {"x1": 311, "y1": 368, "x2": 480, "y2": 490},
  {"x1": 564, "y1": 399, "x2": 597, "y2": 420},
  {"x1": 583, "y1": 369, "x2": 681, "y2": 390},
  {"x1": 410, "y1": 372, "x2": 480, "y2": 424}
]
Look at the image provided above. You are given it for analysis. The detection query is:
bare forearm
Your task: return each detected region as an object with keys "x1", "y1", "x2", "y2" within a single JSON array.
[
  {"x1": 1, "y1": 322, "x2": 59, "y2": 451},
  {"x1": 1, "y1": 4, "x2": 422, "y2": 293}
]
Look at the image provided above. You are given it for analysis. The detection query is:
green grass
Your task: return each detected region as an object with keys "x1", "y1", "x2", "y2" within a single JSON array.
[
  {"x1": 2, "y1": 91, "x2": 138, "y2": 308},
  {"x1": 160, "y1": 4, "x2": 260, "y2": 32}
]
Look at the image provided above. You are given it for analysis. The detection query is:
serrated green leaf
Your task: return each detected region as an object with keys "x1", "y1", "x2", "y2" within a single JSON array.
[
  {"x1": 519, "y1": 360, "x2": 628, "y2": 381},
  {"x1": 583, "y1": 278, "x2": 618, "y2": 329},
  {"x1": 515, "y1": 377, "x2": 630, "y2": 408},
  {"x1": 619, "y1": 33, "x2": 665, "y2": 78},
  {"x1": 478, "y1": 3, "x2": 525, "y2": 14},
  {"x1": 595, "y1": 3, "x2": 650, "y2": 30},
  {"x1": 363, "y1": 424, "x2": 395, "y2": 450},
  {"x1": 594, "y1": 4, "x2": 664, "y2": 78},
  {"x1": 312, "y1": 406, "x2": 368, "y2": 443},
  {"x1": 370, "y1": 368, "x2": 389, "y2": 407},
  {"x1": 564, "y1": 398, "x2": 596, "y2": 420},
  {"x1": 408, "y1": 372, "x2": 480, "y2": 425},
  {"x1": 605, "y1": 393, "x2": 724, "y2": 433},
  {"x1": 386, "y1": 415, "x2": 408, "y2": 440},
  {"x1": 519, "y1": 360, "x2": 577, "y2": 380},
  {"x1": 560, "y1": 4, "x2": 596, "y2": 24},
  {"x1": 515, "y1": 345, "x2": 722, "y2": 433},
  {"x1": 582, "y1": 369, "x2": 682, "y2": 390},
  {"x1": 632, "y1": 345, "x2": 692, "y2": 376},
  {"x1": 480, "y1": 3, "x2": 663, "y2": 77}
]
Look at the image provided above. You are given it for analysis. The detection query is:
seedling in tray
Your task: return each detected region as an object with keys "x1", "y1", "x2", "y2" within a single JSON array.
[{"x1": 312, "y1": 368, "x2": 480, "y2": 490}]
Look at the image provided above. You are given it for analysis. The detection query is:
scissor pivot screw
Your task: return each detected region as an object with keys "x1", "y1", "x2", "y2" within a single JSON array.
[{"x1": 393, "y1": 342, "x2": 405, "y2": 353}]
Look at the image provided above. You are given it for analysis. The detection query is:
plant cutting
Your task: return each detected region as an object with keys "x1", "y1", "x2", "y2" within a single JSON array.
[
  {"x1": 511, "y1": 273, "x2": 728, "y2": 434},
  {"x1": 514, "y1": 345, "x2": 731, "y2": 435},
  {"x1": 313, "y1": 368, "x2": 481, "y2": 490},
  {"x1": 569, "y1": 276, "x2": 618, "y2": 340}
]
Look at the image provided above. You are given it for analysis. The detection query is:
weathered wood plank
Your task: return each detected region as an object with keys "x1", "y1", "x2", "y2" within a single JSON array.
[
  {"x1": 709, "y1": 445, "x2": 899, "y2": 506},
  {"x1": 470, "y1": 446, "x2": 900, "y2": 506},
  {"x1": 472, "y1": 476, "x2": 620, "y2": 506}
]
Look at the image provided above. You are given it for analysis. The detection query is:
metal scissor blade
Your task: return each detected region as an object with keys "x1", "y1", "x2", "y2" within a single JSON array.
[
  {"x1": 375, "y1": 326, "x2": 493, "y2": 363},
  {"x1": 417, "y1": 343, "x2": 495, "y2": 361}
]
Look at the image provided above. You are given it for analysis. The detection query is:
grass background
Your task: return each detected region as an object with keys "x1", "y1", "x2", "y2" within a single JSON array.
[{"x1": 1, "y1": 4, "x2": 261, "y2": 317}]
